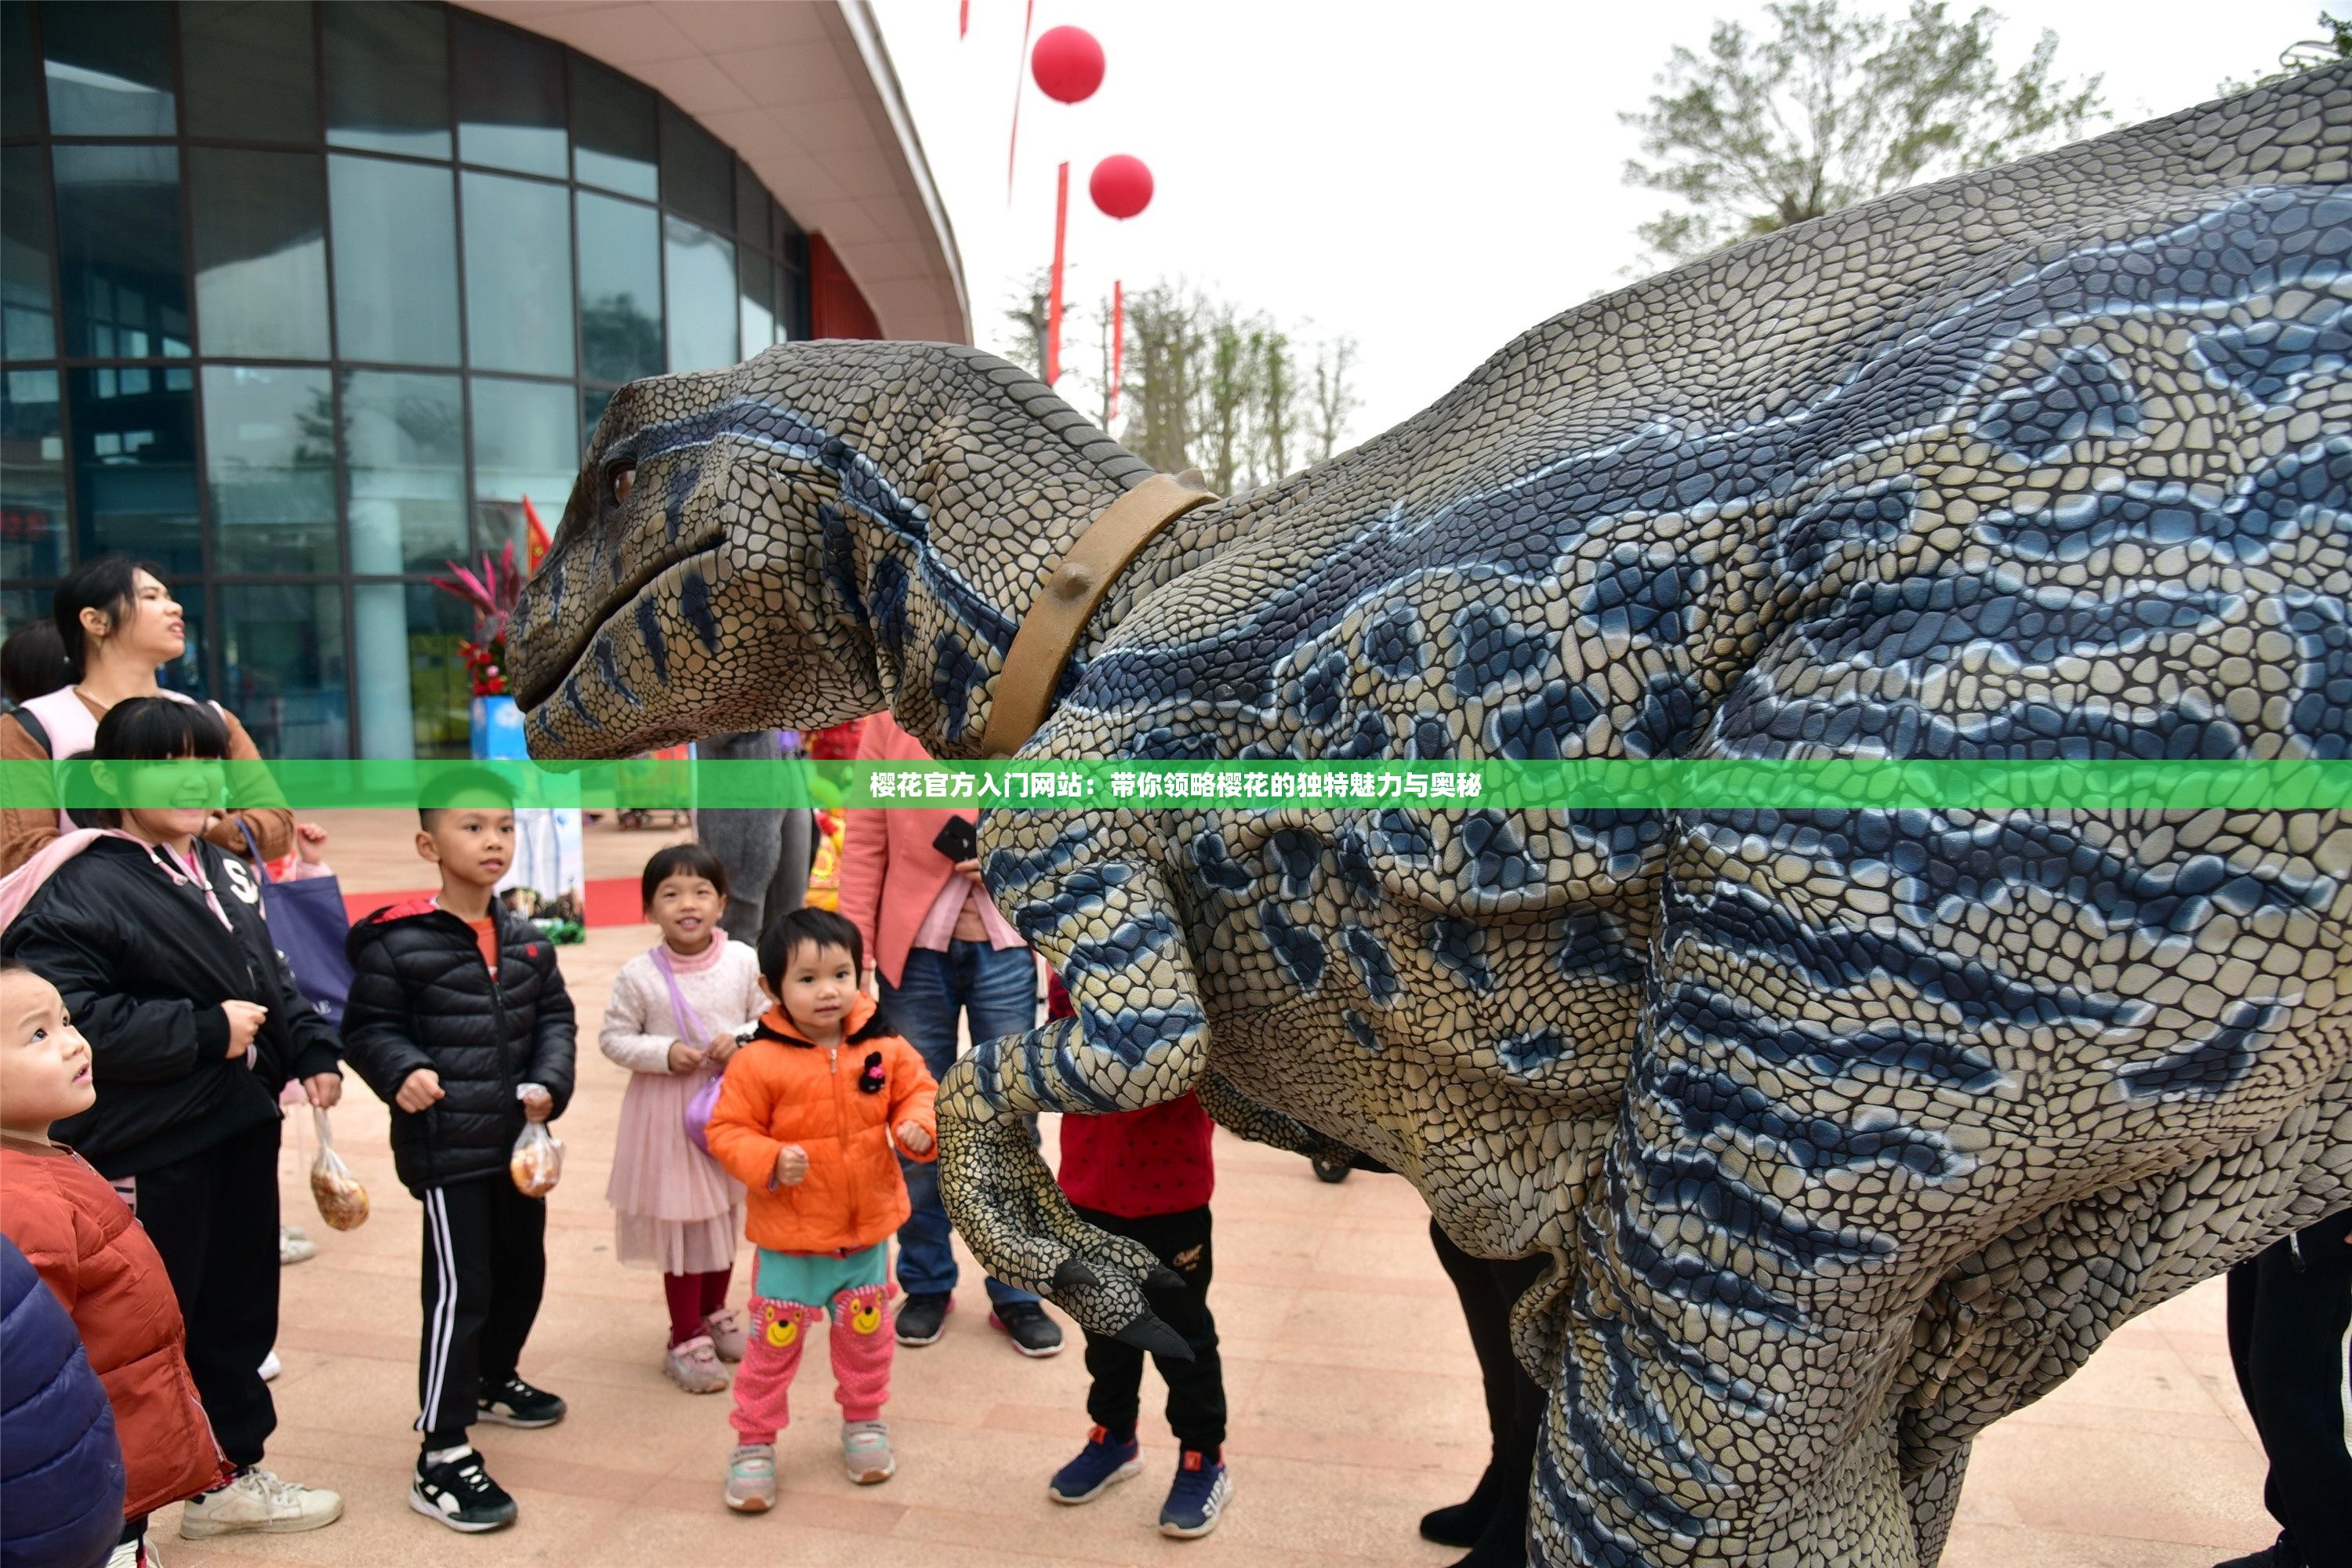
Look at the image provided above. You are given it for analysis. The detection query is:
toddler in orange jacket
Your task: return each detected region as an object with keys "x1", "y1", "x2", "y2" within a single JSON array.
[{"x1": 703, "y1": 909, "x2": 936, "y2": 1515}]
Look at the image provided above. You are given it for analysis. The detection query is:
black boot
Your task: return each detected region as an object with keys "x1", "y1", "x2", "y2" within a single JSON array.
[
  {"x1": 2213, "y1": 1534, "x2": 2303, "y2": 1568},
  {"x1": 1420, "y1": 1466, "x2": 1504, "y2": 1547},
  {"x1": 1446, "y1": 1494, "x2": 1530, "y2": 1568}
]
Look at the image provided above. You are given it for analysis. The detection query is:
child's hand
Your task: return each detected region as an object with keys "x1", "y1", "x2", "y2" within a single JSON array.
[
  {"x1": 296, "y1": 821, "x2": 329, "y2": 863},
  {"x1": 773, "y1": 1145, "x2": 808, "y2": 1186},
  {"x1": 704, "y1": 1031, "x2": 737, "y2": 1068},
  {"x1": 665, "y1": 1039, "x2": 705, "y2": 1074},
  {"x1": 895, "y1": 1121, "x2": 933, "y2": 1156},
  {"x1": 395, "y1": 1068, "x2": 445, "y2": 1112},
  {"x1": 220, "y1": 1000, "x2": 268, "y2": 1057}
]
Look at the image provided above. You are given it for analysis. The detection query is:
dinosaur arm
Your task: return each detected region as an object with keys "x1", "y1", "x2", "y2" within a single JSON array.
[{"x1": 1195, "y1": 1071, "x2": 1390, "y2": 1173}]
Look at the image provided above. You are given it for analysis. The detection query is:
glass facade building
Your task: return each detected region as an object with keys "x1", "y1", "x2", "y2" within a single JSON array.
[{"x1": 0, "y1": 0, "x2": 814, "y2": 757}]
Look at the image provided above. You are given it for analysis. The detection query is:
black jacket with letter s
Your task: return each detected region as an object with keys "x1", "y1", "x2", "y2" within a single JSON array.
[
  {"x1": 339, "y1": 899, "x2": 576, "y2": 1196},
  {"x1": 1, "y1": 836, "x2": 343, "y2": 1178}
]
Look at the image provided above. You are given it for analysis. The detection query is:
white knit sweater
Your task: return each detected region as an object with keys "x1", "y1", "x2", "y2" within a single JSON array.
[{"x1": 597, "y1": 940, "x2": 766, "y2": 1073}]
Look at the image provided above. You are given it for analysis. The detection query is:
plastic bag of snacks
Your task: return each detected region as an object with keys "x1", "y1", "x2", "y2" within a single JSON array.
[
  {"x1": 510, "y1": 1120, "x2": 564, "y2": 1197},
  {"x1": 307, "y1": 1109, "x2": 369, "y2": 1231}
]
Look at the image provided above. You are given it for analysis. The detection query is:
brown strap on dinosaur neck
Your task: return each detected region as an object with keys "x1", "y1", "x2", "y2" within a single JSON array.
[{"x1": 978, "y1": 470, "x2": 1218, "y2": 760}]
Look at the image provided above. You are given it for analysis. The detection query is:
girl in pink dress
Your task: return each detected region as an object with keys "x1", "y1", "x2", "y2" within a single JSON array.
[{"x1": 599, "y1": 844, "x2": 765, "y2": 1392}]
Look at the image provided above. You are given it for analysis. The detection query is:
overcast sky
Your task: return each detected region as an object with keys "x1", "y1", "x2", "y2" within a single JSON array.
[{"x1": 871, "y1": 1, "x2": 2328, "y2": 447}]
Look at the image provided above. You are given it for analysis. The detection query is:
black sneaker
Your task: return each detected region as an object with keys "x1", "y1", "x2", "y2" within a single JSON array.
[
  {"x1": 477, "y1": 1374, "x2": 567, "y2": 1428},
  {"x1": 2215, "y1": 1537, "x2": 2303, "y2": 1568},
  {"x1": 410, "y1": 1447, "x2": 517, "y2": 1533},
  {"x1": 990, "y1": 1301, "x2": 1065, "y2": 1357},
  {"x1": 895, "y1": 1292, "x2": 952, "y2": 1346}
]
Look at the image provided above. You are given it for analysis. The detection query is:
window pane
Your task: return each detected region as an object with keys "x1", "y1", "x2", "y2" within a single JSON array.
[
  {"x1": 582, "y1": 385, "x2": 613, "y2": 450},
  {"x1": 329, "y1": 155, "x2": 458, "y2": 366},
  {"x1": 779, "y1": 260, "x2": 809, "y2": 343},
  {"x1": 342, "y1": 370, "x2": 464, "y2": 575},
  {"x1": 472, "y1": 377, "x2": 576, "y2": 561},
  {"x1": 325, "y1": 1, "x2": 449, "y2": 160},
  {"x1": 183, "y1": 1, "x2": 318, "y2": 143},
  {"x1": 69, "y1": 365, "x2": 199, "y2": 578},
  {"x1": 735, "y1": 162, "x2": 772, "y2": 246},
  {"x1": 54, "y1": 144, "x2": 189, "y2": 361},
  {"x1": 220, "y1": 584, "x2": 347, "y2": 757},
  {"x1": 738, "y1": 243, "x2": 775, "y2": 355},
  {"x1": 659, "y1": 103, "x2": 731, "y2": 231},
  {"x1": 578, "y1": 192, "x2": 659, "y2": 383},
  {"x1": 42, "y1": 0, "x2": 174, "y2": 136},
  {"x1": 571, "y1": 56, "x2": 657, "y2": 201},
  {"x1": 2, "y1": 368, "x2": 66, "y2": 581},
  {"x1": 203, "y1": 365, "x2": 336, "y2": 574},
  {"x1": 2, "y1": 148, "x2": 55, "y2": 361},
  {"x1": 190, "y1": 149, "x2": 328, "y2": 361},
  {"x1": 354, "y1": 581, "x2": 470, "y2": 760},
  {"x1": 2, "y1": 2, "x2": 40, "y2": 139},
  {"x1": 664, "y1": 216, "x2": 735, "y2": 372},
  {"x1": 2, "y1": 587, "x2": 46, "y2": 650},
  {"x1": 452, "y1": 12, "x2": 564, "y2": 177},
  {"x1": 460, "y1": 171, "x2": 572, "y2": 377}
]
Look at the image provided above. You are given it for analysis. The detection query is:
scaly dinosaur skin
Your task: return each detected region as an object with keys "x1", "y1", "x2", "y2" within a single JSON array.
[{"x1": 512, "y1": 70, "x2": 2352, "y2": 1566}]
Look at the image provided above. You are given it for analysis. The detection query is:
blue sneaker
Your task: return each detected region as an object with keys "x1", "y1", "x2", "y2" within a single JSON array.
[
  {"x1": 1159, "y1": 1449, "x2": 1232, "y2": 1539},
  {"x1": 1047, "y1": 1426, "x2": 1142, "y2": 1504}
]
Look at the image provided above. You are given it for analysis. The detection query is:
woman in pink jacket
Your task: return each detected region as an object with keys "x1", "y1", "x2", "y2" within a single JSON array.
[{"x1": 837, "y1": 713, "x2": 1062, "y2": 1358}]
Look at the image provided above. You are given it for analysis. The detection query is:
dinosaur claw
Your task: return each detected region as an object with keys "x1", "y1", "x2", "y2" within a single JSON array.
[
  {"x1": 1111, "y1": 1309, "x2": 1194, "y2": 1363},
  {"x1": 1053, "y1": 1258, "x2": 1104, "y2": 1292},
  {"x1": 1143, "y1": 1264, "x2": 1188, "y2": 1291}
]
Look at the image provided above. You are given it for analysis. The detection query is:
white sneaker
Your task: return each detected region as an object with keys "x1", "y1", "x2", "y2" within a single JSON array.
[
  {"x1": 278, "y1": 1228, "x2": 317, "y2": 1266},
  {"x1": 178, "y1": 1468, "x2": 343, "y2": 1537},
  {"x1": 258, "y1": 1350, "x2": 281, "y2": 1382},
  {"x1": 102, "y1": 1536, "x2": 158, "y2": 1567}
]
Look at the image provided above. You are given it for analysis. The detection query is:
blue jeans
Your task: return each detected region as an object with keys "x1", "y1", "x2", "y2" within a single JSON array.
[{"x1": 885, "y1": 941, "x2": 1040, "y2": 1307}]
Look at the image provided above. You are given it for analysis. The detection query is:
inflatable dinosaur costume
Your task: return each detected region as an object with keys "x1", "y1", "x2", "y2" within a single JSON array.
[{"x1": 510, "y1": 69, "x2": 2352, "y2": 1566}]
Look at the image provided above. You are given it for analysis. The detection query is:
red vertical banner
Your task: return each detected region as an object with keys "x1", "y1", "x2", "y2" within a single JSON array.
[
  {"x1": 1046, "y1": 161, "x2": 1069, "y2": 384},
  {"x1": 960, "y1": 0, "x2": 969, "y2": 38},
  {"x1": 1109, "y1": 279, "x2": 1124, "y2": 427}
]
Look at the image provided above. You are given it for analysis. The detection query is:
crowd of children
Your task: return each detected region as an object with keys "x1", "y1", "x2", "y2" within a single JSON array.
[{"x1": 0, "y1": 707, "x2": 1235, "y2": 1559}]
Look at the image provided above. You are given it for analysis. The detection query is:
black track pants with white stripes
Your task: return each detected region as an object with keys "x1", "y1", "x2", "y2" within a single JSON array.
[
  {"x1": 2227, "y1": 1208, "x2": 2352, "y2": 1568},
  {"x1": 417, "y1": 1176, "x2": 546, "y2": 1449}
]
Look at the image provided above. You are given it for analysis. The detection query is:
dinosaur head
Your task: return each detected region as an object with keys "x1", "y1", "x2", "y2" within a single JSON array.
[{"x1": 508, "y1": 340, "x2": 1149, "y2": 759}]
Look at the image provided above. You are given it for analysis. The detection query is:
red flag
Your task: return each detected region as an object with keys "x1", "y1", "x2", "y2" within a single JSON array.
[
  {"x1": 1047, "y1": 162, "x2": 1068, "y2": 384},
  {"x1": 960, "y1": 0, "x2": 969, "y2": 38},
  {"x1": 521, "y1": 493, "x2": 552, "y2": 570},
  {"x1": 1109, "y1": 279, "x2": 1123, "y2": 427}
]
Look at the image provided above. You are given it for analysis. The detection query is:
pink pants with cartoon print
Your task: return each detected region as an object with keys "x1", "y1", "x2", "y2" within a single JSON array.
[{"x1": 729, "y1": 1287, "x2": 893, "y2": 1444}]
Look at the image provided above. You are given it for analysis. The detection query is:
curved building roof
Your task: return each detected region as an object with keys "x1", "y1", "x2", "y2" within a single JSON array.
[{"x1": 459, "y1": 0, "x2": 969, "y2": 344}]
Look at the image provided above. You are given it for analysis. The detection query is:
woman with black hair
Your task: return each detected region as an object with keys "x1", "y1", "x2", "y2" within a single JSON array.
[
  {"x1": 0, "y1": 556, "x2": 292, "y2": 876},
  {"x1": 0, "y1": 696, "x2": 345, "y2": 1541},
  {"x1": 1, "y1": 619, "x2": 68, "y2": 706}
]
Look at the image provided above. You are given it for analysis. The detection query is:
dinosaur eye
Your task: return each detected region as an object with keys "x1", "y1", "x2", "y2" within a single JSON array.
[{"x1": 609, "y1": 462, "x2": 636, "y2": 506}]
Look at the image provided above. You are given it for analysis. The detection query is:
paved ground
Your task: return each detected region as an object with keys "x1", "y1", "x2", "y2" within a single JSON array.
[{"x1": 154, "y1": 812, "x2": 2272, "y2": 1566}]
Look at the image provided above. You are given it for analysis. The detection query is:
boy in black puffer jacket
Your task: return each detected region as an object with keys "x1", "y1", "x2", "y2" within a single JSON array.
[{"x1": 340, "y1": 771, "x2": 575, "y2": 1535}]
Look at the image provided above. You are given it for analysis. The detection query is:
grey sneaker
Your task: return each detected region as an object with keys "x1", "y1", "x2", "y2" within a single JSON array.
[
  {"x1": 278, "y1": 1227, "x2": 317, "y2": 1265},
  {"x1": 842, "y1": 1421, "x2": 895, "y2": 1485},
  {"x1": 702, "y1": 1308, "x2": 747, "y2": 1363},
  {"x1": 178, "y1": 1468, "x2": 343, "y2": 1537},
  {"x1": 664, "y1": 1334, "x2": 728, "y2": 1394},
  {"x1": 724, "y1": 1444, "x2": 777, "y2": 1512}
]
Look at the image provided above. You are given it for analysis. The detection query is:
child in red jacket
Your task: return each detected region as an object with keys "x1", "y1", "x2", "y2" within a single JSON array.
[
  {"x1": 0, "y1": 958, "x2": 227, "y2": 1567},
  {"x1": 1040, "y1": 975, "x2": 1232, "y2": 1540}
]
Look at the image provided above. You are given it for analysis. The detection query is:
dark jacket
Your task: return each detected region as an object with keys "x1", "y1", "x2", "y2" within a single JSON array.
[
  {"x1": 340, "y1": 898, "x2": 577, "y2": 1196},
  {"x1": 0, "y1": 1232, "x2": 124, "y2": 1568},
  {"x1": 1, "y1": 837, "x2": 344, "y2": 1178}
]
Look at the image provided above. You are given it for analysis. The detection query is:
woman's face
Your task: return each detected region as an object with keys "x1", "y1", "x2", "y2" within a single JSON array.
[{"x1": 89, "y1": 571, "x2": 187, "y2": 668}]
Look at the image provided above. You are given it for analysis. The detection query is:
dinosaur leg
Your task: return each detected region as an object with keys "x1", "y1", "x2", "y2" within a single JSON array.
[{"x1": 935, "y1": 844, "x2": 1213, "y2": 1356}]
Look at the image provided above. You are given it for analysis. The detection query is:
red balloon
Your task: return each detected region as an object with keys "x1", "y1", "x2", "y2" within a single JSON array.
[
  {"x1": 1030, "y1": 26, "x2": 1104, "y2": 104},
  {"x1": 1089, "y1": 154, "x2": 1153, "y2": 220}
]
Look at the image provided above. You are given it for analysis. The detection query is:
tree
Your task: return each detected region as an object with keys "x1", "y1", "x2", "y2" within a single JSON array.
[
  {"x1": 1200, "y1": 307, "x2": 1264, "y2": 495},
  {"x1": 997, "y1": 268, "x2": 1050, "y2": 378},
  {"x1": 1312, "y1": 336, "x2": 1359, "y2": 464},
  {"x1": 1121, "y1": 281, "x2": 1207, "y2": 475},
  {"x1": 1622, "y1": 2, "x2": 2106, "y2": 266},
  {"x1": 2219, "y1": 11, "x2": 2352, "y2": 94},
  {"x1": 1258, "y1": 331, "x2": 1297, "y2": 483}
]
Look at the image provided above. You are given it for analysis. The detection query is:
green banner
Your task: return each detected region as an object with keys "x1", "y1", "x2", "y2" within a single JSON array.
[{"x1": 9, "y1": 757, "x2": 2352, "y2": 811}]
